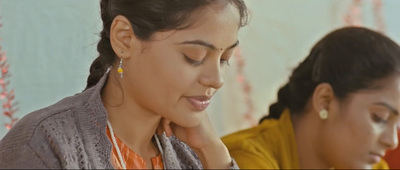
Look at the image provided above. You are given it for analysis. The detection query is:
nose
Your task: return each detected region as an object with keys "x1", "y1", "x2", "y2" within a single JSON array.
[
  {"x1": 199, "y1": 59, "x2": 224, "y2": 90},
  {"x1": 381, "y1": 125, "x2": 399, "y2": 150}
]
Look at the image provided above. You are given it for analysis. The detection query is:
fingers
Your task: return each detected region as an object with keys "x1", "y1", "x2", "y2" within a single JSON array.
[
  {"x1": 156, "y1": 121, "x2": 164, "y2": 135},
  {"x1": 163, "y1": 119, "x2": 172, "y2": 137},
  {"x1": 158, "y1": 118, "x2": 173, "y2": 137}
]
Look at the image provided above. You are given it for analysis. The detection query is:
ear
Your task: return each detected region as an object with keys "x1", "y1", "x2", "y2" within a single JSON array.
[
  {"x1": 311, "y1": 83, "x2": 335, "y2": 114},
  {"x1": 110, "y1": 15, "x2": 141, "y2": 59}
]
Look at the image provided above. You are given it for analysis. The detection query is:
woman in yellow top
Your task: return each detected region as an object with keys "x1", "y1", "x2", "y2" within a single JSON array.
[{"x1": 222, "y1": 27, "x2": 400, "y2": 169}]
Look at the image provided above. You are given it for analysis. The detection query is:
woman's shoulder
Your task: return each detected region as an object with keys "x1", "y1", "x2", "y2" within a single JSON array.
[
  {"x1": 0, "y1": 89, "x2": 111, "y2": 169},
  {"x1": 0, "y1": 91, "x2": 94, "y2": 168},
  {"x1": 222, "y1": 119, "x2": 280, "y2": 150},
  {"x1": 0, "y1": 91, "x2": 92, "y2": 149},
  {"x1": 221, "y1": 119, "x2": 287, "y2": 169},
  {"x1": 373, "y1": 159, "x2": 389, "y2": 169}
]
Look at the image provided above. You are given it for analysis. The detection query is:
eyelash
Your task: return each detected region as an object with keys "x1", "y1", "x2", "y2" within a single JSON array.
[
  {"x1": 184, "y1": 54, "x2": 204, "y2": 66},
  {"x1": 221, "y1": 59, "x2": 230, "y2": 66},
  {"x1": 184, "y1": 54, "x2": 230, "y2": 66},
  {"x1": 372, "y1": 114, "x2": 387, "y2": 124}
]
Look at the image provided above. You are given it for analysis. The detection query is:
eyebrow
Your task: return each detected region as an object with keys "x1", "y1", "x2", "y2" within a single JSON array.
[
  {"x1": 374, "y1": 102, "x2": 399, "y2": 116},
  {"x1": 178, "y1": 40, "x2": 239, "y2": 51}
]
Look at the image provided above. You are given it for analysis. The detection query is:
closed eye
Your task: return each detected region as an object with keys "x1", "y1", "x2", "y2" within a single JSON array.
[
  {"x1": 220, "y1": 59, "x2": 230, "y2": 66},
  {"x1": 372, "y1": 114, "x2": 387, "y2": 124},
  {"x1": 184, "y1": 54, "x2": 204, "y2": 66},
  {"x1": 220, "y1": 53, "x2": 233, "y2": 66}
]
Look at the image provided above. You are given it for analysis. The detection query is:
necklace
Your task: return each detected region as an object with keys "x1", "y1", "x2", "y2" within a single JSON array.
[
  {"x1": 107, "y1": 120, "x2": 127, "y2": 169},
  {"x1": 106, "y1": 120, "x2": 164, "y2": 169}
]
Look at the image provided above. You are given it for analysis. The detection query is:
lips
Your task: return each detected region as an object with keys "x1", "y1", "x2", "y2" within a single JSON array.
[
  {"x1": 369, "y1": 152, "x2": 384, "y2": 163},
  {"x1": 185, "y1": 96, "x2": 211, "y2": 111}
]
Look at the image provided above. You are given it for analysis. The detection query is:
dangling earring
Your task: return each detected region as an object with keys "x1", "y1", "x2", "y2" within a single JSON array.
[
  {"x1": 117, "y1": 58, "x2": 123, "y2": 79},
  {"x1": 319, "y1": 109, "x2": 328, "y2": 120}
]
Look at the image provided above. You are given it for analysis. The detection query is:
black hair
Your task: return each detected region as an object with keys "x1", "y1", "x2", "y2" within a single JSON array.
[
  {"x1": 85, "y1": 0, "x2": 249, "y2": 90},
  {"x1": 261, "y1": 27, "x2": 400, "y2": 122}
]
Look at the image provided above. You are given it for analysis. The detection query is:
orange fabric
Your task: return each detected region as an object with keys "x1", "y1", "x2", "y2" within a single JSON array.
[
  {"x1": 106, "y1": 128, "x2": 164, "y2": 169},
  {"x1": 383, "y1": 130, "x2": 400, "y2": 169}
]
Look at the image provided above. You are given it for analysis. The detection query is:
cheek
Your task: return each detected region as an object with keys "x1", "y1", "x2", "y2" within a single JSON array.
[
  {"x1": 340, "y1": 110, "x2": 376, "y2": 148},
  {"x1": 149, "y1": 53, "x2": 199, "y2": 97},
  {"x1": 321, "y1": 109, "x2": 376, "y2": 165}
]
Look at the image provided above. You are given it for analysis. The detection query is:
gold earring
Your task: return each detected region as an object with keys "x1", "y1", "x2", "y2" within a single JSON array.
[
  {"x1": 117, "y1": 59, "x2": 123, "y2": 79},
  {"x1": 319, "y1": 109, "x2": 328, "y2": 120},
  {"x1": 117, "y1": 52, "x2": 124, "y2": 79}
]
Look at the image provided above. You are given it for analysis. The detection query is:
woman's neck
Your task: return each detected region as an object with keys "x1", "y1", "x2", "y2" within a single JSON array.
[
  {"x1": 291, "y1": 111, "x2": 331, "y2": 169},
  {"x1": 101, "y1": 72, "x2": 161, "y2": 160}
]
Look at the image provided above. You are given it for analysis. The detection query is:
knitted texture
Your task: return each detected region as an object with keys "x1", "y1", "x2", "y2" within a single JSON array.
[{"x1": 0, "y1": 73, "x2": 238, "y2": 169}]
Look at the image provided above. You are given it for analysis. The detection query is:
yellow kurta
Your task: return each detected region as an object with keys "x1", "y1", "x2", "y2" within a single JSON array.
[{"x1": 222, "y1": 110, "x2": 388, "y2": 169}]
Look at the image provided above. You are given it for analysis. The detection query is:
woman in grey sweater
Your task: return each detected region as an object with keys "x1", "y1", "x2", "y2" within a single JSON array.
[{"x1": 0, "y1": 0, "x2": 249, "y2": 169}]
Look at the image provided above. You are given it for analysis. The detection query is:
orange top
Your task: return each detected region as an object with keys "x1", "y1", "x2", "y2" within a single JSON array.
[{"x1": 106, "y1": 128, "x2": 164, "y2": 169}]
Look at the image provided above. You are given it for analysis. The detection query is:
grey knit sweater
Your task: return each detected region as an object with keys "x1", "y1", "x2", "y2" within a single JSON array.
[{"x1": 0, "y1": 73, "x2": 238, "y2": 169}]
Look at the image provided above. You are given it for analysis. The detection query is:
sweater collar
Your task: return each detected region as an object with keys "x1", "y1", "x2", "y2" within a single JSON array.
[{"x1": 78, "y1": 71, "x2": 113, "y2": 169}]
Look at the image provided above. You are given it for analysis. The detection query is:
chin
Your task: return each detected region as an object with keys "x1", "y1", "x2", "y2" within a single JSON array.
[
  {"x1": 173, "y1": 114, "x2": 202, "y2": 128},
  {"x1": 332, "y1": 160, "x2": 371, "y2": 169},
  {"x1": 342, "y1": 162, "x2": 372, "y2": 169},
  {"x1": 354, "y1": 164, "x2": 371, "y2": 170},
  {"x1": 360, "y1": 164, "x2": 373, "y2": 170},
  {"x1": 180, "y1": 119, "x2": 202, "y2": 128}
]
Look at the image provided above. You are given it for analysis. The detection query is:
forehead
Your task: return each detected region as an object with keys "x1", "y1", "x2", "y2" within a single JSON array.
[
  {"x1": 150, "y1": 3, "x2": 241, "y2": 48},
  {"x1": 342, "y1": 76, "x2": 400, "y2": 109}
]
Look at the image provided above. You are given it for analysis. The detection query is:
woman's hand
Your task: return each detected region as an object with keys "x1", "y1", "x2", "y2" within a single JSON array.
[
  {"x1": 156, "y1": 113, "x2": 233, "y2": 169},
  {"x1": 156, "y1": 112, "x2": 217, "y2": 149}
]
